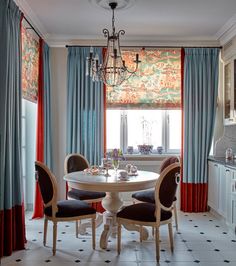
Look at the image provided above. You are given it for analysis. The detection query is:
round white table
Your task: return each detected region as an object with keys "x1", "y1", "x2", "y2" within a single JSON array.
[{"x1": 64, "y1": 170, "x2": 159, "y2": 249}]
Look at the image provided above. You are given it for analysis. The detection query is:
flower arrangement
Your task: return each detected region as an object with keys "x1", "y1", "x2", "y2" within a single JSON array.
[
  {"x1": 106, "y1": 148, "x2": 125, "y2": 171},
  {"x1": 106, "y1": 148, "x2": 125, "y2": 161}
]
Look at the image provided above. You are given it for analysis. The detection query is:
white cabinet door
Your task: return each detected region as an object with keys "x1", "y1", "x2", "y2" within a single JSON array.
[
  {"x1": 208, "y1": 161, "x2": 220, "y2": 211},
  {"x1": 219, "y1": 165, "x2": 227, "y2": 217},
  {"x1": 225, "y1": 168, "x2": 233, "y2": 224}
]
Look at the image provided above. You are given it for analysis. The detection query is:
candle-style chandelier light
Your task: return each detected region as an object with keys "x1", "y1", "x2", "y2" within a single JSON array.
[{"x1": 86, "y1": 1, "x2": 141, "y2": 87}]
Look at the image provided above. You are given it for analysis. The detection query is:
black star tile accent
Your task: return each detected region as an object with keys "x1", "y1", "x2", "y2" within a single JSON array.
[
  {"x1": 184, "y1": 214, "x2": 188, "y2": 216},
  {"x1": 224, "y1": 260, "x2": 230, "y2": 263},
  {"x1": 45, "y1": 259, "x2": 51, "y2": 263},
  {"x1": 194, "y1": 260, "x2": 200, "y2": 263},
  {"x1": 231, "y1": 240, "x2": 236, "y2": 242},
  {"x1": 57, "y1": 239, "x2": 62, "y2": 242},
  {"x1": 32, "y1": 239, "x2": 37, "y2": 242},
  {"x1": 15, "y1": 259, "x2": 21, "y2": 262},
  {"x1": 105, "y1": 260, "x2": 111, "y2": 263},
  {"x1": 161, "y1": 249, "x2": 166, "y2": 252},
  {"x1": 131, "y1": 232, "x2": 135, "y2": 235},
  {"x1": 194, "y1": 225, "x2": 198, "y2": 228},
  {"x1": 132, "y1": 240, "x2": 136, "y2": 242},
  {"x1": 189, "y1": 219, "x2": 193, "y2": 222},
  {"x1": 214, "y1": 249, "x2": 220, "y2": 252},
  {"x1": 207, "y1": 240, "x2": 212, "y2": 242},
  {"x1": 209, "y1": 219, "x2": 213, "y2": 222},
  {"x1": 38, "y1": 231, "x2": 42, "y2": 234},
  {"x1": 82, "y1": 240, "x2": 86, "y2": 242},
  {"x1": 182, "y1": 239, "x2": 187, "y2": 242},
  {"x1": 65, "y1": 225, "x2": 70, "y2": 228},
  {"x1": 203, "y1": 214, "x2": 207, "y2": 216},
  {"x1": 75, "y1": 260, "x2": 80, "y2": 263},
  {"x1": 108, "y1": 240, "x2": 112, "y2": 242},
  {"x1": 187, "y1": 249, "x2": 192, "y2": 252},
  {"x1": 215, "y1": 225, "x2": 220, "y2": 227},
  {"x1": 61, "y1": 232, "x2": 66, "y2": 234},
  {"x1": 78, "y1": 249, "x2": 84, "y2": 252},
  {"x1": 200, "y1": 232, "x2": 204, "y2": 234},
  {"x1": 177, "y1": 232, "x2": 181, "y2": 234},
  {"x1": 165, "y1": 260, "x2": 170, "y2": 263},
  {"x1": 222, "y1": 232, "x2": 227, "y2": 234},
  {"x1": 106, "y1": 249, "x2": 111, "y2": 252}
]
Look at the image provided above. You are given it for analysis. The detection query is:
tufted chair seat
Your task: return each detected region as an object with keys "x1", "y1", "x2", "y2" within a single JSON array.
[
  {"x1": 67, "y1": 189, "x2": 105, "y2": 201},
  {"x1": 44, "y1": 200, "x2": 96, "y2": 218}
]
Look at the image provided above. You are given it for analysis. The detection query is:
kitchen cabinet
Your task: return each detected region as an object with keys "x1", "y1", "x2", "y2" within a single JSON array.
[
  {"x1": 219, "y1": 166, "x2": 227, "y2": 217},
  {"x1": 224, "y1": 59, "x2": 236, "y2": 125},
  {"x1": 208, "y1": 160, "x2": 236, "y2": 231},
  {"x1": 208, "y1": 161, "x2": 220, "y2": 211}
]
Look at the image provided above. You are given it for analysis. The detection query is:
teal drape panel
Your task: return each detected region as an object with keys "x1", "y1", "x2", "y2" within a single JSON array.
[
  {"x1": 67, "y1": 47, "x2": 104, "y2": 165},
  {"x1": 0, "y1": 0, "x2": 26, "y2": 257},
  {"x1": 43, "y1": 42, "x2": 53, "y2": 170},
  {"x1": 0, "y1": 0, "x2": 23, "y2": 210},
  {"x1": 183, "y1": 48, "x2": 219, "y2": 184}
]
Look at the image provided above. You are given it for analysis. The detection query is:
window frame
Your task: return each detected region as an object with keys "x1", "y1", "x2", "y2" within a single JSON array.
[{"x1": 106, "y1": 109, "x2": 181, "y2": 154}]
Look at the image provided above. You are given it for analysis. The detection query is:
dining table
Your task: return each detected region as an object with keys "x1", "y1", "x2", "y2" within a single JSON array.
[{"x1": 64, "y1": 169, "x2": 159, "y2": 249}]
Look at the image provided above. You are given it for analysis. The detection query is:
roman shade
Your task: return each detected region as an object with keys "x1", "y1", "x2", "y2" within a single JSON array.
[{"x1": 106, "y1": 48, "x2": 181, "y2": 109}]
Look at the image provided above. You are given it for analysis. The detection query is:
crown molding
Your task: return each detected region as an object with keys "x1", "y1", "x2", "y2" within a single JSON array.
[
  {"x1": 14, "y1": 0, "x2": 48, "y2": 39},
  {"x1": 216, "y1": 14, "x2": 236, "y2": 45},
  {"x1": 46, "y1": 34, "x2": 220, "y2": 48}
]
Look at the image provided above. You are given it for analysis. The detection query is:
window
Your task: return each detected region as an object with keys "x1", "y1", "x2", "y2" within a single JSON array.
[
  {"x1": 106, "y1": 48, "x2": 181, "y2": 154},
  {"x1": 106, "y1": 109, "x2": 181, "y2": 154}
]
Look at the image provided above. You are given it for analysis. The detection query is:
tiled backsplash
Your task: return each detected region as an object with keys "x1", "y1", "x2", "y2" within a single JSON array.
[{"x1": 215, "y1": 125, "x2": 236, "y2": 157}]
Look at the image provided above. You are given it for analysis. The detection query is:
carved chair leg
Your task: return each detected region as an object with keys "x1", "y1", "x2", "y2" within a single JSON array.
[
  {"x1": 140, "y1": 226, "x2": 143, "y2": 243},
  {"x1": 75, "y1": 220, "x2": 79, "y2": 238},
  {"x1": 117, "y1": 221, "x2": 121, "y2": 254},
  {"x1": 52, "y1": 221, "x2": 57, "y2": 256},
  {"x1": 43, "y1": 218, "x2": 48, "y2": 246},
  {"x1": 92, "y1": 217, "x2": 96, "y2": 250},
  {"x1": 168, "y1": 222, "x2": 174, "y2": 252},
  {"x1": 173, "y1": 203, "x2": 178, "y2": 231},
  {"x1": 155, "y1": 227, "x2": 160, "y2": 262}
]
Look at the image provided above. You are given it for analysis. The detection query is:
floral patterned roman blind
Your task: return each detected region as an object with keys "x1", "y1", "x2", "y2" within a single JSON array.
[
  {"x1": 21, "y1": 24, "x2": 39, "y2": 103},
  {"x1": 106, "y1": 48, "x2": 181, "y2": 109}
]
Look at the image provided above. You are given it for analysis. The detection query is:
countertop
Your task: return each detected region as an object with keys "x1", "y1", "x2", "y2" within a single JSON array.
[{"x1": 208, "y1": 156, "x2": 236, "y2": 169}]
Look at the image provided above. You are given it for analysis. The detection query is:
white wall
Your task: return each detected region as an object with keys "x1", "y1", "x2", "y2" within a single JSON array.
[{"x1": 51, "y1": 47, "x2": 67, "y2": 200}]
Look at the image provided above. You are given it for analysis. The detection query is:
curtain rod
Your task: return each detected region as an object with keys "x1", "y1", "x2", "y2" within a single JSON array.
[
  {"x1": 23, "y1": 16, "x2": 42, "y2": 39},
  {"x1": 65, "y1": 45, "x2": 222, "y2": 49}
]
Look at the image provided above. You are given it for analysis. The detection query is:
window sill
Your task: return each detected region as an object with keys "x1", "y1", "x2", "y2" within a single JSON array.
[{"x1": 123, "y1": 153, "x2": 180, "y2": 162}]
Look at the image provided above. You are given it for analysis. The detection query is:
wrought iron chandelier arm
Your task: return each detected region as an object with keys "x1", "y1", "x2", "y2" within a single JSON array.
[{"x1": 103, "y1": 28, "x2": 110, "y2": 38}]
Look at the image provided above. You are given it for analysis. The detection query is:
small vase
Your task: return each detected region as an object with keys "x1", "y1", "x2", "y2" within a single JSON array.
[{"x1": 112, "y1": 159, "x2": 119, "y2": 175}]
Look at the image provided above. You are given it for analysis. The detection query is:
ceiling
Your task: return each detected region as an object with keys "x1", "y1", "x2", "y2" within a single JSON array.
[{"x1": 16, "y1": 0, "x2": 236, "y2": 47}]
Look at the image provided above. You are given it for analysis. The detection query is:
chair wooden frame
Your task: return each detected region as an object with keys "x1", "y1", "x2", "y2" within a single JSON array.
[
  {"x1": 132, "y1": 156, "x2": 180, "y2": 231},
  {"x1": 64, "y1": 153, "x2": 105, "y2": 236},
  {"x1": 35, "y1": 161, "x2": 96, "y2": 255},
  {"x1": 117, "y1": 162, "x2": 180, "y2": 262}
]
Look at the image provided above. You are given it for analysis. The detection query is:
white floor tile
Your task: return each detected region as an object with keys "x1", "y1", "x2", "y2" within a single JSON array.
[{"x1": 2, "y1": 211, "x2": 236, "y2": 266}]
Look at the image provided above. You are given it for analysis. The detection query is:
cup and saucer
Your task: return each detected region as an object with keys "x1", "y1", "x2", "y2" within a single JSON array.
[{"x1": 118, "y1": 170, "x2": 129, "y2": 181}]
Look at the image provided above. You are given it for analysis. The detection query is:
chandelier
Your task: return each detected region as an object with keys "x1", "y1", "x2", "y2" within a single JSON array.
[{"x1": 86, "y1": 1, "x2": 141, "y2": 87}]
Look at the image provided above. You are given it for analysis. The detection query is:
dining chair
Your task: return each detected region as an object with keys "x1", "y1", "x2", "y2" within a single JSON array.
[
  {"x1": 131, "y1": 156, "x2": 180, "y2": 231},
  {"x1": 64, "y1": 153, "x2": 106, "y2": 236},
  {"x1": 117, "y1": 162, "x2": 181, "y2": 262},
  {"x1": 35, "y1": 161, "x2": 96, "y2": 255}
]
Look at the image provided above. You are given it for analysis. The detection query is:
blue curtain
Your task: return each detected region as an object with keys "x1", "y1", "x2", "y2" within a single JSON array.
[
  {"x1": 43, "y1": 42, "x2": 53, "y2": 170},
  {"x1": 183, "y1": 48, "x2": 219, "y2": 184},
  {"x1": 67, "y1": 47, "x2": 104, "y2": 165},
  {"x1": 182, "y1": 48, "x2": 219, "y2": 212},
  {"x1": 0, "y1": 0, "x2": 25, "y2": 256}
]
